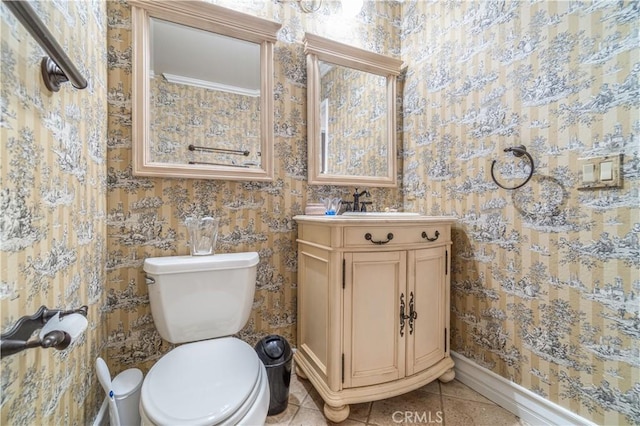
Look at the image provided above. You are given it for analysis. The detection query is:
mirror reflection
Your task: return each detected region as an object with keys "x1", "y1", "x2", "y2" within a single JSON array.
[
  {"x1": 319, "y1": 61, "x2": 389, "y2": 177},
  {"x1": 149, "y1": 18, "x2": 262, "y2": 169},
  {"x1": 131, "y1": 0, "x2": 280, "y2": 181},
  {"x1": 304, "y1": 33, "x2": 403, "y2": 187}
]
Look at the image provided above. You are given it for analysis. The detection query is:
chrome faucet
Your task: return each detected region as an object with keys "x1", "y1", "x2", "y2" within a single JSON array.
[{"x1": 352, "y1": 188, "x2": 371, "y2": 212}]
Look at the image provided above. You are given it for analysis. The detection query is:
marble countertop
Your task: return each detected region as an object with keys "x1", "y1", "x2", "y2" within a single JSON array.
[{"x1": 292, "y1": 214, "x2": 457, "y2": 224}]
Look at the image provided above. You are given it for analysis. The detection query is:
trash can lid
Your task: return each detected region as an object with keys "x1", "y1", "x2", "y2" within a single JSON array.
[
  {"x1": 254, "y1": 335, "x2": 292, "y2": 366},
  {"x1": 112, "y1": 368, "x2": 143, "y2": 398}
]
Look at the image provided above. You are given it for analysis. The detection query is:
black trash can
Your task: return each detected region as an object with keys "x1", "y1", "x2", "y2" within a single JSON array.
[{"x1": 254, "y1": 335, "x2": 293, "y2": 416}]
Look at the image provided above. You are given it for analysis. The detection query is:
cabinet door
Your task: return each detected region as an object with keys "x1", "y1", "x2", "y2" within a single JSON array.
[
  {"x1": 343, "y1": 251, "x2": 406, "y2": 388},
  {"x1": 297, "y1": 244, "x2": 331, "y2": 381},
  {"x1": 406, "y1": 246, "x2": 446, "y2": 376}
]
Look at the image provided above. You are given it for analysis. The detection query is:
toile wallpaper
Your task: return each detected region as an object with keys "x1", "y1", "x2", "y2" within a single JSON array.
[
  {"x1": 321, "y1": 64, "x2": 389, "y2": 177},
  {"x1": 1, "y1": 0, "x2": 638, "y2": 425},
  {"x1": 0, "y1": 1, "x2": 108, "y2": 425},
  {"x1": 149, "y1": 76, "x2": 262, "y2": 167},
  {"x1": 104, "y1": 0, "x2": 402, "y2": 384},
  {"x1": 401, "y1": 1, "x2": 639, "y2": 424}
]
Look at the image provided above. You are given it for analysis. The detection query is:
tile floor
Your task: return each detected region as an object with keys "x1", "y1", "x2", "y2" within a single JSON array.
[{"x1": 266, "y1": 368, "x2": 528, "y2": 426}]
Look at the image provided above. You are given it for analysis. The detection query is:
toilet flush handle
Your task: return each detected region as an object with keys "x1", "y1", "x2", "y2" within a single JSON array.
[{"x1": 145, "y1": 276, "x2": 155, "y2": 285}]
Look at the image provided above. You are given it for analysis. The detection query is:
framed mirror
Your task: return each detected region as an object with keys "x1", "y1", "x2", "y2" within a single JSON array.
[
  {"x1": 131, "y1": 0, "x2": 281, "y2": 181},
  {"x1": 304, "y1": 33, "x2": 403, "y2": 187}
]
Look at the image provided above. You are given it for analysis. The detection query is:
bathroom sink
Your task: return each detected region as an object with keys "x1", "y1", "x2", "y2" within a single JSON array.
[{"x1": 341, "y1": 212, "x2": 421, "y2": 217}]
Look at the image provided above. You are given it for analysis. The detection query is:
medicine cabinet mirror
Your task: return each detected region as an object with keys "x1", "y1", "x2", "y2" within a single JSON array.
[
  {"x1": 131, "y1": 0, "x2": 281, "y2": 181},
  {"x1": 304, "y1": 33, "x2": 403, "y2": 187}
]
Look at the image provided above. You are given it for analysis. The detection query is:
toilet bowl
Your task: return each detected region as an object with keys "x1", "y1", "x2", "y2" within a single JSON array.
[
  {"x1": 140, "y1": 253, "x2": 267, "y2": 425},
  {"x1": 140, "y1": 338, "x2": 269, "y2": 425}
]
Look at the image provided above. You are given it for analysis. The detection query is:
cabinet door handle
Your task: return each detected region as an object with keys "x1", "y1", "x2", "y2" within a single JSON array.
[
  {"x1": 365, "y1": 232, "x2": 394, "y2": 245},
  {"x1": 421, "y1": 230, "x2": 440, "y2": 242},
  {"x1": 408, "y1": 291, "x2": 418, "y2": 335},
  {"x1": 399, "y1": 293, "x2": 408, "y2": 337}
]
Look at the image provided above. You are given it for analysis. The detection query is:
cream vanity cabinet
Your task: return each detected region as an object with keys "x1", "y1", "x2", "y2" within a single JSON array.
[{"x1": 293, "y1": 215, "x2": 456, "y2": 422}]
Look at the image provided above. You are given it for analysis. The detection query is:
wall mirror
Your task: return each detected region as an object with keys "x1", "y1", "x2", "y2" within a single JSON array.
[
  {"x1": 304, "y1": 33, "x2": 403, "y2": 187},
  {"x1": 131, "y1": 0, "x2": 281, "y2": 181}
]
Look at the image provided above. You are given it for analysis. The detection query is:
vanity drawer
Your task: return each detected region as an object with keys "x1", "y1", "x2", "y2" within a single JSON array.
[{"x1": 343, "y1": 225, "x2": 449, "y2": 248}]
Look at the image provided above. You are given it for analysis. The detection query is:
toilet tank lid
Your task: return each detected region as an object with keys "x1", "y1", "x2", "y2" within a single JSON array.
[{"x1": 144, "y1": 252, "x2": 259, "y2": 275}]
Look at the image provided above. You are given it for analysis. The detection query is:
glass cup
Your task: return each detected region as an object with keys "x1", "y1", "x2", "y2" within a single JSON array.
[
  {"x1": 184, "y1": 216, "x2": 219, "y2": 256},
  {"x1": 321, "y1": 197, "x2": 342, "y2": 215}
]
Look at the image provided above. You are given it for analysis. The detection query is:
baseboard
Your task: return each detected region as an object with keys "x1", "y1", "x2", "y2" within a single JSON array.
[{"x1": 451, "y1": 351, "x2": 596, "y2": 426}]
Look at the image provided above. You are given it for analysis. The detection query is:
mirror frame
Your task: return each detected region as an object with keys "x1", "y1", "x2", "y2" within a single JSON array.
[
  {"x1": 304, "y1": 33, "x2": 403, "y2": 187},
  {"x1": 131, "y1": 0, "x2": 281, "y2": 181}
]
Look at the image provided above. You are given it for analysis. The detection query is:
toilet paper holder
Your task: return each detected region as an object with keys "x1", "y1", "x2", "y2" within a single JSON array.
[{"x1": 1, "y1": 305, "x2": 88, "y2": 357}]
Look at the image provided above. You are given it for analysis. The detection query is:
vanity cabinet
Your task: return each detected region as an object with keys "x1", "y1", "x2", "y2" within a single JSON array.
[{"x1": 293, "y1": 216, "x2": 456, "y2": 423}]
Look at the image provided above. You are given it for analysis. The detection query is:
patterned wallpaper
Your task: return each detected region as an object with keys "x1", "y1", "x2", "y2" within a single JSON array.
[
  {"x1": 3, "y1": 0, "x2": 636, "y2": 424},
  {"x1": 149, "y1": 76, "x2": 262, "y2": 167},
  {"x1": 0, "y1": 1, "x2": 107, "y2": 425},
  {"x1": 321, "y1": 64, "x2": 389, "y2": 176},
  {"x1": 401, "y1": 1, "x2": 639, "y2": 424},
  {"x1": 105, "y1": 0, "x2": 402, "y2": 377}
]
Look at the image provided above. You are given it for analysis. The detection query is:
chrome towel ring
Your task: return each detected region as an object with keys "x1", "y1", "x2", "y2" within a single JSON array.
[{"x1": 490, "y1": 145, "x2": 535, "y2": 190}]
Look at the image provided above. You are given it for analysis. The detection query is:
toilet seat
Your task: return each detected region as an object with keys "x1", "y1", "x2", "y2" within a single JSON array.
[{"x1": 140, "y1": 337, "x2": 266, "y2": 425}]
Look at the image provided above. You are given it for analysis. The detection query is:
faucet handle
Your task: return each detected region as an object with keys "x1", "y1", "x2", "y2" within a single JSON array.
[
  {"x1": 360, "y1": 201, "x2": 372, "y2": 212},
  {"x1": 342, "y1": 201, "x2": 353, "y2": 212}
]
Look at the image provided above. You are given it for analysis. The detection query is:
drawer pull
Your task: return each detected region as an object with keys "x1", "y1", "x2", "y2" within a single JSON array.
[
  {"x1": 421, "y1": 230, "x2": 440, "y2": 242},
  {"x1": 365, "y1": 232, "x2": 394, "y2": 245}
]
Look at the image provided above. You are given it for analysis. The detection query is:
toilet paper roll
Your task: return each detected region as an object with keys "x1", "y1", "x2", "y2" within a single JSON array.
[{"x1": 39, "y1": 312, "x2": 88, "y2": 342}]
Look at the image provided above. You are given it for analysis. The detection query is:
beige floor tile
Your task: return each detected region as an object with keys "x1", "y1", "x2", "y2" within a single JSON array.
[
  {"x1": 368, "y1": 390, "x2": 442, "y2": 426},
  {"x1": 301, "y1": 385, "x2": 325, "y2": 411},
  {"x1": 439, "y1": 379, "x2": 494, "y2": 405},
  {"x1": 286, "y1": 371, "x2": 520, "y2": 426},
  {"x1": 442, "y1": 396, "x2": 522, "y2": 426},
  {"x1": 295, "y1": 377, "x2": 371, "y2": 423},
  {"x1": 347, "y1": 401, "x2": 372, "y2": 422},
  {"x1": 418, "y1": 380, "x2": 441, "y2": 395},
  {"x1": 266, "y1": 402, "x2": 300, "y2": 425},
  {"x1": 289, "y1": 407, "x2": 368, "y2": 426},
  {"x1": 289, "y1": 407, "x2": 330, "y2": 426},
  {"x1": 337, "y1": 420, "x2": 367, "y2": 426},
  {"x1": 289, "y1": 373, "x2": 313, "y2": 406}
]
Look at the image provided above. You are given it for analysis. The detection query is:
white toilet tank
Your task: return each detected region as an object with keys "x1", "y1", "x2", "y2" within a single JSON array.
[{"x1": 143, "y1": 252, "x2": 259, "y2": 344}]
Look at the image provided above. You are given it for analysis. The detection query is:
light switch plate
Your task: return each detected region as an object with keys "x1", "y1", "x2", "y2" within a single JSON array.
[
  {"x1": 582, "y1": 163, "x2": 595, "y2": 183},
  {"x1": 600, "y1": 161, "x2": 613, "y2": 181},
  {"x1": 578, "y1": 154, "x2": 622, "y2": 189}
]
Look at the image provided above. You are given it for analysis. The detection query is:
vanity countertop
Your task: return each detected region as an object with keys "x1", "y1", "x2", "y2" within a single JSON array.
[{"x1": 293, "y1": 214, "x2": 457, "y2": 224}]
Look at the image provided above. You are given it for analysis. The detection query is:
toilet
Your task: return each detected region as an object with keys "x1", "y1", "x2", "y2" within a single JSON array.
[{"x1": 140, "y1": 252, "x2": 269, "y2": 425}]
